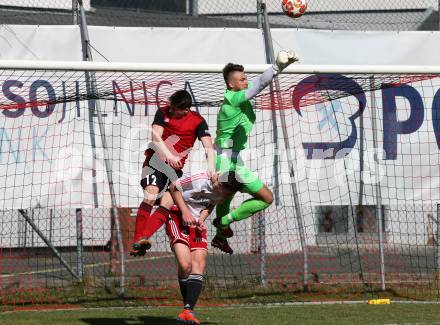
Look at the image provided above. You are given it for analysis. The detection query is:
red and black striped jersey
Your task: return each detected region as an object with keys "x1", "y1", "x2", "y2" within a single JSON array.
[{"x1": 145, "y1": 106, "x2": 210, "y2": 169}]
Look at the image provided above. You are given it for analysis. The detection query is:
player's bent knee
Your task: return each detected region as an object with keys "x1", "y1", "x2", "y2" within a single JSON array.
[
  {"x1": 262, "y1": 187, "x2": 274, "y2": 205},
  {"x1": 265, "y1": 191, "x2": 274, "y2": 205},
  {"x1": 143, "y1": 185, "x2": 160, "y2": 203},
  {"x1": 253, "y1": 186, "x2": 274, "y2": 206},
  {"x1": 178, "y1": 261, "x2": 192, "y2": 277}
]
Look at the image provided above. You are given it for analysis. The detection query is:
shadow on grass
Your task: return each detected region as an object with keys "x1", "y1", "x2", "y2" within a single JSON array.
[{"x1": 82, "y1": 316, "x2": 218, "y2": 325}]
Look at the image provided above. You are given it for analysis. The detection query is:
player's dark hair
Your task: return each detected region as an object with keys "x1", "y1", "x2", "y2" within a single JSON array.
[
  {"x1": 169, "y1": 90, "x2": 192, "y2": 109},
  {"x1": 223, "y1": 63, "x2": 244, "y2": 88},
  {"x1": 220, "y1": 171, "x2": 243, "y2": 193}
]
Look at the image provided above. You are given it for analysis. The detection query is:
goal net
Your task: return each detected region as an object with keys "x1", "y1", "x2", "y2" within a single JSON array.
[{"x1": 0, "y1": 61, "x2": 439, "y2": 307}]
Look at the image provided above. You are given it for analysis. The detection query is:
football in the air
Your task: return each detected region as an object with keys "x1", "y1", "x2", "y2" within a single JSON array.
[{"x1": 282, "y1": 0, "x2": 307, "y2": 18}]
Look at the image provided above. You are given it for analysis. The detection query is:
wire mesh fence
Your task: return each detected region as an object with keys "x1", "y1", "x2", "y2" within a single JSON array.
[
  {"x1": 266, "y1": 0, "x2": 439, "y2": 30},
  {"x1": 0, "y1": 0, "x2": 438, "y2": 30}
]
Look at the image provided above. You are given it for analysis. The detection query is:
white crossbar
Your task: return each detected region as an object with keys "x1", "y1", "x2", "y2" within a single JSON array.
[{"x1": 0, "y1": 60, "x2": 438, "y2": 74}]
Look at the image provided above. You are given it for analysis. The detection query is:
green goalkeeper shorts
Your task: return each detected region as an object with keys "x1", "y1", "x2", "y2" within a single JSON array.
[{"x1": 215, "y1": 154, "x2": 263, "y2": 194}]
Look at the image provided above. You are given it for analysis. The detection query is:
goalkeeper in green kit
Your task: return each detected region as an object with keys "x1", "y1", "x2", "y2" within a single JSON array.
[{"x1": 212, "y1": 50, "x2": 299, "y2": 254}]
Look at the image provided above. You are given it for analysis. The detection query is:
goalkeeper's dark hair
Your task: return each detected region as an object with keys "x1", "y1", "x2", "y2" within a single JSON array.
[
  {"x1": 219, "y1": 171, "x2": 244, "y2": 193},
  {"x1": 169, "y1": 90, "x2": 192, "y2": 109},
  {"x1": 223, "y1": 63, "x2": 244, "y2": 88}
]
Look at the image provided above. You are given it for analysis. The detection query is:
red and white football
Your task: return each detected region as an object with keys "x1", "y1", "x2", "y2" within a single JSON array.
[{"x1": 282, "y1": 0, "x2": 307, "y2": 18}]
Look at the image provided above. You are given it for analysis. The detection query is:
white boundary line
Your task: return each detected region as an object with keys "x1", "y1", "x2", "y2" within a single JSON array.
[
  {"x1": 0, "y1": 254, "x2": 174, "y2": 279},
  {"x1": 6, "y1": 300, "x2": 440, "y2": 314},
  {"x1": 0, "y1": 60, "x2": 439, "y2": 74}
]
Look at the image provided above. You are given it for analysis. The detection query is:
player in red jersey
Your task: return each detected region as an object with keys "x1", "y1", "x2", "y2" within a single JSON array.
[{"x1": 130, "y1": 90, "x2": 216, "y2": 256}]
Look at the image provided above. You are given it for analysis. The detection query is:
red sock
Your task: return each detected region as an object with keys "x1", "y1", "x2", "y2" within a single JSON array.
[
  {"x1": 143, "y1": 206, "x2": 170, "y2": 239},
  {"x1": 133, "y1": 202, "x2": 153, "y2": 243}
]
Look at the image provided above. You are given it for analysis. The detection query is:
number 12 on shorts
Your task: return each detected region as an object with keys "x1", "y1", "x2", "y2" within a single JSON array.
[{"x1": 145, "y1": 174, "x2": 157, "y2": 186}]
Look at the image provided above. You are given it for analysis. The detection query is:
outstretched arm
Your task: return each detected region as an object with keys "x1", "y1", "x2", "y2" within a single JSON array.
[
  {"x1": 245, "y1": 50, "x2": 300, "y2": 101},
  {"x1": 245, "y1": 67, "x2": 276, "y2": 100}
]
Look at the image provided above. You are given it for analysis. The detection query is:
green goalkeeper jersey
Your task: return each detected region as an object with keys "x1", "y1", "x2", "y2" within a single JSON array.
[{"x1": 215, "y1": 86, "x2": 256, "y2": 152}]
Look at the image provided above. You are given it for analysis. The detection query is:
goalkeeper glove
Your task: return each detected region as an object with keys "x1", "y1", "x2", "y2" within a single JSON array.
[{"x1": 273, "y1": 50, "x2": 300, "y2": 73}]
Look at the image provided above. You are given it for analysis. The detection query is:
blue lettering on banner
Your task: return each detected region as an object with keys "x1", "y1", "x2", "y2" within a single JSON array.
[
  {"x1": 430, "y1": 88, "x2": 440, "y2": 150},
  {"x1": 292, "y1": 74, "x2": 366, "y2": 159},
  {"x1": 155, "y1": 80, "x2": 172, "y2": 110},
  {"x1": 317, "y1": 100, "x2": 342, "y2": 131},
  {"x1": 32, "y1": 127, "x2": 49, "y2": 161},
  {"x1": 142, "y1": 81, "x2": 149, "y2": 116},
  {"x1": 382, "y1": 84, "x2": 424, "y2": 160},
  {"x1": 2, "y1": 80, "x2": 26, "y2": 118},
  {"x1": 0, "y1": 77, "x2": 438, "y2": 161},
  {"x1": 112, "y1": 80, "x2": 135, "y2": 116},
  {"x1": 111, "y1": 81, "x2": 120, "y2": 117},
  {"x1": 58, "y1": 81, "x2": 67, "y2": 123},
  {"x1": 0, "y1": 127, "x2": 20, "y2": 162},
  {"x1": 30, "y1": 80, "x2": 56, "y2": 118},
  {"x1": 0, "y1": 127, "x2": 49, "y2": 163},
  {"x1": 184, "y1": 81, "x2": 199, "y2": 113}
]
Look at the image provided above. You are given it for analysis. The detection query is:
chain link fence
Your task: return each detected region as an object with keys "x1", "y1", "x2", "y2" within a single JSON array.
[
  {"x1": 268, "y1": 0, "x2": 439, "y2": 30},
  {"x1": 0, "y1": 0, "x2": 438, "y2": 30}
]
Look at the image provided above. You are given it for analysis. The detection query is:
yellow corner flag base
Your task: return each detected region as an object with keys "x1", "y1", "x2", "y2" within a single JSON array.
[{"x1": 367, "y1": 298, "x2": 391, "y2": 305}]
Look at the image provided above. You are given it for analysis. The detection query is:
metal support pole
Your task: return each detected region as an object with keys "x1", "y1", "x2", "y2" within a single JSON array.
[
  {"x1": 78, "y1": 0, "x2": 99, "y2": 209},
  {"x1": 78, "y1": 0, "x2": 126, "y2": 295},
  {"x1": 257, "y1": 0, "x2": 263, "y2": 29},
  {"x1": 261, "y1": 1, "x2": 308, "y2": 291},
  {"x1": 369, "y1": 77, "x2": 386, "y2": 291},
  {"x1": 436, "y1": 205, "x2": 440, "y2": 274},
  {"x1": 18, "y1": 209, "x2": 80, "y2": 281},
  {"x1": 75, "y1": 208, "x2": 84, "y2": 280},
  {"x1": 31, "y1": 209, "x2": 35, "y2": 247},
  {"x1": 72, "y1": 0, "x2": 78, "y2": 25},
  {"x1": 189, "y1": 0, "x2": 198, "y2": 17},
  {"x1": 49, "y1": 209, "x2": 54, "y2": 243},
  {"x1": 358, "y1": 96, "x2": 365, "y2": 206},
  {"x1": 260, "y1": 2, "x2": 280, "y2": 206},
  {"x1": 258, "y1": 212, "x2": 266, "y2": 285},
  {"x1": 257, "y1": 0, "x2": 276, "y2": 287},
  {"x1": 438, "y1": 0, "x2": 440, "y2": 31}
]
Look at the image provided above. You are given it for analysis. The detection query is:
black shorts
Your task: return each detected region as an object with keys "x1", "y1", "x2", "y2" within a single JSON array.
[{"x1": 140, "y1": 155, "x2": 183, "y2": 192}]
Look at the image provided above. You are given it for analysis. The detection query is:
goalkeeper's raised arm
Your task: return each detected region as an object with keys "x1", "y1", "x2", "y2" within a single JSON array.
[{"x1": 222, "y1": 50, "x2": 299, "y2": 105}]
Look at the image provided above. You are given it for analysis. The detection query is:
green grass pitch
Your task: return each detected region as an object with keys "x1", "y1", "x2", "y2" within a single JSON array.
[{"x1": 2, "y1": 303, "x2": 440, "y2": 325}]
